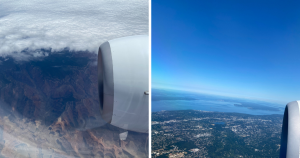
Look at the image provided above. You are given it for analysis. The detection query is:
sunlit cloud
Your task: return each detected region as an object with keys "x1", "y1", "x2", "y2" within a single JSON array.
[{"x1": 0, "y1": 0, "x2": 148, "y2": 60}]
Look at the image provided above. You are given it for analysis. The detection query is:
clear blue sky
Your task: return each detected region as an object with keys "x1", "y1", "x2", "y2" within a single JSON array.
[{"x1": 152, "y1": 0, "x2": 300, "y2": 104}]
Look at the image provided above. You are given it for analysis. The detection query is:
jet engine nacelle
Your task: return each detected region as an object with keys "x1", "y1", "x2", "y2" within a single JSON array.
[
  {"x1": 98, "y1": 35, "x2": 149, "y2": 133},
  {"x1": 280, "y1": 101, "x2": 300, "y2": 158}
]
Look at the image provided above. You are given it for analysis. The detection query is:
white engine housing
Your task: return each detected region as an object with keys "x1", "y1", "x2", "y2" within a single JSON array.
[
  {"x1": 280, "y1": 101, "x2": 300, "y2": 158},
  {"x1": 98, "y1": 35, "x2": 149, "y2": 133}
]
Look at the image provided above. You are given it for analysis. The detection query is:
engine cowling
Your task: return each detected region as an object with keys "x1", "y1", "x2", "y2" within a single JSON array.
[
  {"x1": 280, "y1": 101, "x2": 300, "y2": 158},
  {"x1": 98, "y1": 35, "x2": 149, "y2": 133}
]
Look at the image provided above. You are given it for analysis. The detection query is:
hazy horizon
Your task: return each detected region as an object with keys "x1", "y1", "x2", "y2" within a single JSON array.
[{"x1": 152, "y1": 0, "x2": 300, "y2": 104}]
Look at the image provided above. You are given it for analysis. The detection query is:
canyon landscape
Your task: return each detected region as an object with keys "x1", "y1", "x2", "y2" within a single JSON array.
[{"x1": 0, "y1": 50, "x2": 148, "y2": 158}]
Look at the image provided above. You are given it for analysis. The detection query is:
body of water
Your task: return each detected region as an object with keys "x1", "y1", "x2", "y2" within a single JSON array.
[{"x1": 152, "y1": 89, "x2": 285, "y2": 115}]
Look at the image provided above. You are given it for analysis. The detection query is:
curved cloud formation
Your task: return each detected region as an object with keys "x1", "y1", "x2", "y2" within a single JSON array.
[{"x1": 0, "y1": 0, "x2": 148, "y2": 60}]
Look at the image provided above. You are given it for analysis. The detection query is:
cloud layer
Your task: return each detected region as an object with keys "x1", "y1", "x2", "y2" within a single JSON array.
[{"x1": 0, "y1": 0, "x2": 148, "y2": 60}]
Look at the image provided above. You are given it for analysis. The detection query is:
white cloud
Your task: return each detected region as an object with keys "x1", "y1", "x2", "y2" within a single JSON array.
[{"x1": 0, "y1": 0, "x2": 148, "y2": 60}]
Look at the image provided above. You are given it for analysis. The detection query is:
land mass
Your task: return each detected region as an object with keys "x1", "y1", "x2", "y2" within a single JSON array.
[
  {"x1": 152, "y1": 110, "x2": 282, "y2": 158},
  {"x1": 234, "y1": 103, "x2": 280, "y2": 111},
  {"x1": 0, "y1": 49, "x2": 148, "y2": 158}
]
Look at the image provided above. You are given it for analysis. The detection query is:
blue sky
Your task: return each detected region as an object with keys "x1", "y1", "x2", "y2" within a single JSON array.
[{"x1": 152, "y1": 0, "x2": 300, "y2": 104}]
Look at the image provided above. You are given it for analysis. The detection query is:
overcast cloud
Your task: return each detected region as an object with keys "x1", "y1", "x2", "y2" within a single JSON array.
[{"x1": 0, "y1": 0, "x2": 148, "y2": 60}]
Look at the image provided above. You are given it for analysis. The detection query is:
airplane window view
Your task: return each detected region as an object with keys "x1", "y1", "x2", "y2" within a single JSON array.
[
  {"x1": 0, "y1": 0, "x2": 149, "y2": 158},
  {"x1": 151, "y1": 0, "x2": 300, "y2": 158}
]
